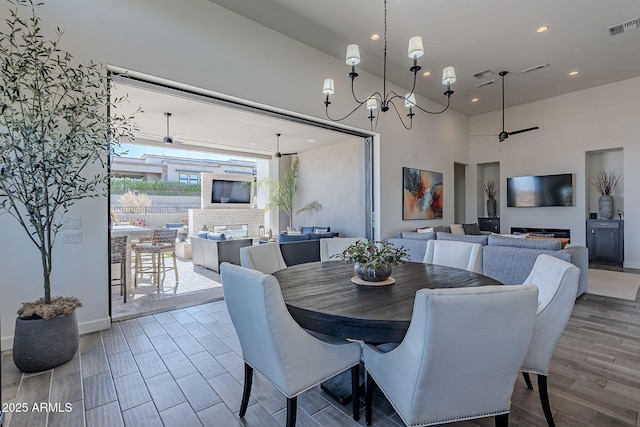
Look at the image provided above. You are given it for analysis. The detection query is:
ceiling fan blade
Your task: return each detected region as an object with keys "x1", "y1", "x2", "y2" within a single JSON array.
[
  {"x1": 508, "y1": 126, "x2": 539, "y2": 136},
  {"x1": 171, "y1": 132, "x2": 185, "y2": 141}
]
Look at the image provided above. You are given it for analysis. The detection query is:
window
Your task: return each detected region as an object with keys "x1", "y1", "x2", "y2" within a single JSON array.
[{"x1": 179, "y1": 173, "x2": 200, "y2": 185}]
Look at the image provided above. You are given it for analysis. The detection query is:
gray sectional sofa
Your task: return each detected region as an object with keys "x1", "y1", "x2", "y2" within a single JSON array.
[{"x1": 386, "y1": 231, "x2": 588, "y2": 297}]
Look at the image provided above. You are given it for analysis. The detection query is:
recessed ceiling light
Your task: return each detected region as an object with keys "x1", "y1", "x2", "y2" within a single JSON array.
[
  {"x1": 537, "y1": 25, "x2": 549, "y2": 33},
  {"x1": 471, "y1": 98, "x2": 479, "y2": 103},
  {"x1": 250, "y1": 142, "x2": 256, "y2": 146},
  {"x1": 370, "y1": 34, "x2": 380, "y2": 41},
  {"x1": 422, "y1": 71, "x2": 431, "y2": 77},
  {"x1": 306, "y1": 139, "x2": 316, "y2": 143},
  {"x1": 569, "y1": 70, "x2": 578, "y2": 76}
]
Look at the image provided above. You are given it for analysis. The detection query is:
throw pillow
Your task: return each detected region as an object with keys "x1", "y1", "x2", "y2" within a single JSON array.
[
  {"x1": 416, "y1": 227, "x2": 434, "y2": 233},
  {"x1": 449, "y1": 224, "x2": 465, "y2": 235},
  {"x1": 432, "y1": 225, "x2": 451, "y2": 234},
  {"x1": 313, "y1": 227, "x2": 329, "y2": 234},
  {"x1": 462, "y1": 223, "x2": 482, "y2": 235}
]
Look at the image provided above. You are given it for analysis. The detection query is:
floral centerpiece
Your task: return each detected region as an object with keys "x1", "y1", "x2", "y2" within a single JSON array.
[{"x1": 332, "y1": 240, "x2": 409, "y2": 283}]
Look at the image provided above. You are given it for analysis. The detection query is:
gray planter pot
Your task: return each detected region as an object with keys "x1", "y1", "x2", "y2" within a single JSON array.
[
  {"x1": 354, "y1": 262, "x2": 392, "y2": 282},
  {"x1": 13, "y1": 311, "x2": 79, "y2": 373},
  {"x1": 598, "y1": 194, "x2": 614, "y2": 219}
]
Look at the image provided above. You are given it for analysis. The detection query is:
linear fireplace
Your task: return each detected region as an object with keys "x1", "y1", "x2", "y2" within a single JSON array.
[{"x1": 510, "y1": 227, "x2": 571, "y2": 240}]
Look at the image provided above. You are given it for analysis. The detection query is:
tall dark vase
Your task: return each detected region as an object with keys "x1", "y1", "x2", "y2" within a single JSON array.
[
  {"x1": 486, "y1": 198, "x2": 497, "y2": 218},
  {"x1": 13, "y1": 311, "x2": 79, "y2": 373},
  {"x1": 598, "y1": 194, "x2": 614, "y2": 219}
]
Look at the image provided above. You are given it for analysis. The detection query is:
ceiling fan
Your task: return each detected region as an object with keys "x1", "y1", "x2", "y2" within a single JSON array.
[
  {"x1": 273, "y1": 133, "x2": 297, "y2": 158},
  {"x1": 162, "y1": 112, "x2": 185, "y2": 144},
  {"x1": 496, "y1": 71, "x2": 539, "y2": 142}
]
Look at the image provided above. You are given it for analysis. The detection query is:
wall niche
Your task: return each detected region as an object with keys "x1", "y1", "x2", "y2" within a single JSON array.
[
  {"x1": 477, "y1": 162, "x2": 500, "y2": 219},
  {"x1": 585, "y1": 148, "x2": 623, "y2": 220}
]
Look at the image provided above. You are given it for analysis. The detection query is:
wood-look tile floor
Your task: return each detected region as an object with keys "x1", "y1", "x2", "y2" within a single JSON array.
[{"x1": 2, "y1": 291, "x2": 639, "y2": 427}]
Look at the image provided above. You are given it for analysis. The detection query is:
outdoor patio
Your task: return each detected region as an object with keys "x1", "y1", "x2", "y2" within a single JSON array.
[{"x1": 111, "y1": 256, "x2": 224, "y2": 321}]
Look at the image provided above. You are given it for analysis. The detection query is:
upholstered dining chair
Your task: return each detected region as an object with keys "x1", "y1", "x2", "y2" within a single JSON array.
[
  {"x1": 520, "y1": 254, "x2": 580, "y2": 427},
  {"x1": 422, "y1": 239, "x2": 482, "y2": 273},
  {"x1": 363, "y1": 285, "x2": 538, "y2": 427},
  {"x1": 320, "y1": 237, "x2": 367, "y2": 262},
  {"x1": 239, "y1": 242, "x2": 287, "y2": 274},
  {"x1": 220, "y1": 263, "x2": 362, "y2": 427},
  {"x1": 110, "y1": 235, "x2": 128, "y2": 303}
]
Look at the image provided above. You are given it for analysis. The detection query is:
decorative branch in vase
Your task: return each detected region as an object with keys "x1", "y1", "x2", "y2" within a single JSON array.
[
  {"x1": 484, "y1": 180, "x2": 498, "y2": 218},
  {"x1": 591, "y1": 169, "x2": 621, "y2": 220}
]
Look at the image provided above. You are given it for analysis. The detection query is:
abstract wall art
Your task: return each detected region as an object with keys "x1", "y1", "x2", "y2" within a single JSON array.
[{"x1": 402, "y1": 167, "x2": 443, "y2": 220}]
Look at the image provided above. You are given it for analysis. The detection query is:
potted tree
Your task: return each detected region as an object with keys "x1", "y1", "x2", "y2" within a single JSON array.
[
  {"x1": 256, "y1": 158, "x2": 322, "y2": 229},
  {"x1": 0, "y1": 0, "x2": 136, "y2": 372}
]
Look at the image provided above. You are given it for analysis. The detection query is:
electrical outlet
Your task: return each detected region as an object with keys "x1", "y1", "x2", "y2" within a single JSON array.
[
  {"x1": 61, "y1": 231, "x2": 82, "y2": 243},
  {"x1": 61, "y1": 217, "x2": 82, "y2": 229}
]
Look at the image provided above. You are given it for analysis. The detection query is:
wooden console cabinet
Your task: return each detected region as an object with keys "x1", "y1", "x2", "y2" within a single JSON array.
[
  {"x1": 478, "y1": 217, "x2": 500, "y2": 233},
  {"x1": 587, "y1": 219, "x2": 624, "y2": 265}
]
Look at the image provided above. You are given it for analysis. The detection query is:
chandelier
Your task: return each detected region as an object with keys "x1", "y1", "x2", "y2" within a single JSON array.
[{"x1": 322, "y1": 0, "x2": 456, "y2": 131}]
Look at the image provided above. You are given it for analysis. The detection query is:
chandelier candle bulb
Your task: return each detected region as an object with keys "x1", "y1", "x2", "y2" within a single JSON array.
[
  {"x1": 407, "y1": 36, "x2": 424, "y2": 58},
  {"x1": 345, "y1": 44, "x2": 361, "y2": 65},
  {"x1": 442, "y1": 66, "x2": 456, "y2": 85},
  {"x1": 322, "y1": 78, "x2": 335, "y2": 95}
]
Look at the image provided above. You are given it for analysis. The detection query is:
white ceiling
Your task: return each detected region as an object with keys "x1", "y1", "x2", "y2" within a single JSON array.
[
  {"x1": 208, "y1": 0, "x2": 640, "y2": 116},
  {"x1": 115, "y1": 0, "x2": 640, "y2": 158}
]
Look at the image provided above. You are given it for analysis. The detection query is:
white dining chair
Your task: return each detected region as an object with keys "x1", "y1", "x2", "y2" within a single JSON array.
[
  {"x1": 422, "y1": 239, "x2": 482, "y2": 273},
  {"x1": 320, "y1": 237, "x2": 366, "y2": 262},
  {"x1": 220, "y1": 263, "x2": 362, "y2": 427},
  {"x1": 520, "y1": 254, "x2": 580, "y2": 427},
  {"x1": 363, "y1": 285, "x2": 538, "y2": 427},
  {"x1": 239, "y1": 242, "x2": 287, "y2": 274}
]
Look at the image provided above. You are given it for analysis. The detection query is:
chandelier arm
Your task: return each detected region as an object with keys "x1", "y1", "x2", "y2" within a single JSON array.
[
  {"x1": 388, "y1": 99, "x2": 413, "y2": 130},
  {"x1": 325, "y1": 99, "x2": 370, "y2": 122},
  {"x1": 411, "y1": 95, "x2": 452, "y2": 115},
  {"x1": 350, "y1": 77, "x2": 367, "y2": 104}
]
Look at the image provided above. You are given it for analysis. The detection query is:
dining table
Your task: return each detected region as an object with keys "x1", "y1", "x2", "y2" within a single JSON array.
[{"x1": 273, "y1": 261, "x2": 502, "y2": 404}]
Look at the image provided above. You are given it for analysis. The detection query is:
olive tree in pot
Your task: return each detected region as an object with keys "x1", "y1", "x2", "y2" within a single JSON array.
[{"x1": 0, "y1": 0, "x2": 136, "y2": 372}]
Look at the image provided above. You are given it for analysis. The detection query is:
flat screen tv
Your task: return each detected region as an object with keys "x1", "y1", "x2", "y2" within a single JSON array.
[
  {"x1": 211, "y1": 179, "x2": 252, "y2": 204},
  {"x1": 507, "y1": 173, "x2": 574, "y2": 207}
]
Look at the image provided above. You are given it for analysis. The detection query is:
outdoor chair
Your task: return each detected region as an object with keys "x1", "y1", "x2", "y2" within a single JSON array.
[
  {"x1": 520, "y1": 254, "x2": 580, "y2": 427},
  {"x1": 110, "y1": 235, "x2": 128, "y2": 303},
  {"x1": 220, "y1": 263, "x2": 362, "y2": 427},
  {"x1": 240, "y1": 242, "x2": 287, "y2": 274},
  {"x1": 133, "y1": 228, "x2": 178, "y2": 288},
  {"x1": 423, "y1": 239, "x2": 482, "y2": 273},
  {"x1": 364, "y1": 285, "x2": 538, "y2": 426}
]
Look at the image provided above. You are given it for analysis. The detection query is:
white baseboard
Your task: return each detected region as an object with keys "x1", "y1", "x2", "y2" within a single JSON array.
[
  {"x1": 1, "y1": 317, "x2": 111, "y2": 352},
  {"x1": 623, "y1": 261, "x2": 640, "y2": 269}
]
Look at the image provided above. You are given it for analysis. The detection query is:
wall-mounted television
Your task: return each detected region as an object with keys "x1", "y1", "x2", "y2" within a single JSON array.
[
  {"x1": 507, "y1": 173, "x2": 574, "y2": 207},
  {"x1": 211, "y1": 179, "x2": 252, "y2": 204}
]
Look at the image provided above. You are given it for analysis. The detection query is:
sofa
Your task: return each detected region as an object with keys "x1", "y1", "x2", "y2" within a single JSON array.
[
  {"x1": 191, "y1": 235, "x2": 253, "y2": 272},
  {"x1": 386, "y1": 231, "x2": 588, "y2": 297}
]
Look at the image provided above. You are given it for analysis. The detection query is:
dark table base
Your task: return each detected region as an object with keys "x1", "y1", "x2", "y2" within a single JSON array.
[{"x1": 320, "y1": 362, "x2": 365, "y2": 405}]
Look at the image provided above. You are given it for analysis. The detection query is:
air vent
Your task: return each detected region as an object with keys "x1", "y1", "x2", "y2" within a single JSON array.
[
  {"x1": 521, "y1": 63, "x2": 550, "y2": 73},
  {"x1": 474, "y1": 79, "x2": 495, "y2": 88},
  {"x1": 473, "y1": 69, "x2": 494, "y2": 79},
  {"x1": 609, "y1": 18, "x2": 640, "y2": 36}
]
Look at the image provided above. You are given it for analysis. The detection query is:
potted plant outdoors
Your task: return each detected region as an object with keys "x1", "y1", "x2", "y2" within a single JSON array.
[
  {"x1": 591, "y1": 168, "x2": 621, "y2": 220},
  {"x1": 0, "y1": 0, "x2": 136, "y2": 372},
  {"x1": 256, "y1": 158, "x2": 322, "y2": 229},
  {"x1": 332, "y1": 240, "x2": 409, "y2": 284},
  {"x1": 484, "y1": 180, "x2": 498, "y2": 218}
]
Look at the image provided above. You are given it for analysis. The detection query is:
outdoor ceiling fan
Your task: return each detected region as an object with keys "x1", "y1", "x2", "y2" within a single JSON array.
[
  {"x1": 162, "y1": 112, "x2": 185, "y2": 144},
  {"x1": 496, "y1": 71, "x2": 539, "y2": 142},
  {"x1": 273, "y1": 133, "x2": 296, "y2": 158}
]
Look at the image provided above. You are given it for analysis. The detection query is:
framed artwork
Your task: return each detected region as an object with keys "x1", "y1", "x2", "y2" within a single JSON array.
[{"x1": 403, "y1": 167, "x2": 443, "y2": 220}]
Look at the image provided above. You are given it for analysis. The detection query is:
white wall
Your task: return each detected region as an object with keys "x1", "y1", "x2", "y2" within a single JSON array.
[
  {"x1": 468, "y1": 76, "x2": 640, "y2": 268},
  {"x1": 296, "y1": 138, "x2": 367, "y2": 238},
  {"x1": 1, "y1": 0, "x2": 470, "y2": 348}
]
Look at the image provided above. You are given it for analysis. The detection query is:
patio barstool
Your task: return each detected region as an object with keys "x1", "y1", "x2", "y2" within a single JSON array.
[
  {"x1": 133, "y1": 228, "x2": 178, "y2": 288},
  {"x1": 110, "y1": 235, "x2": 128, "y2": 303}
]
